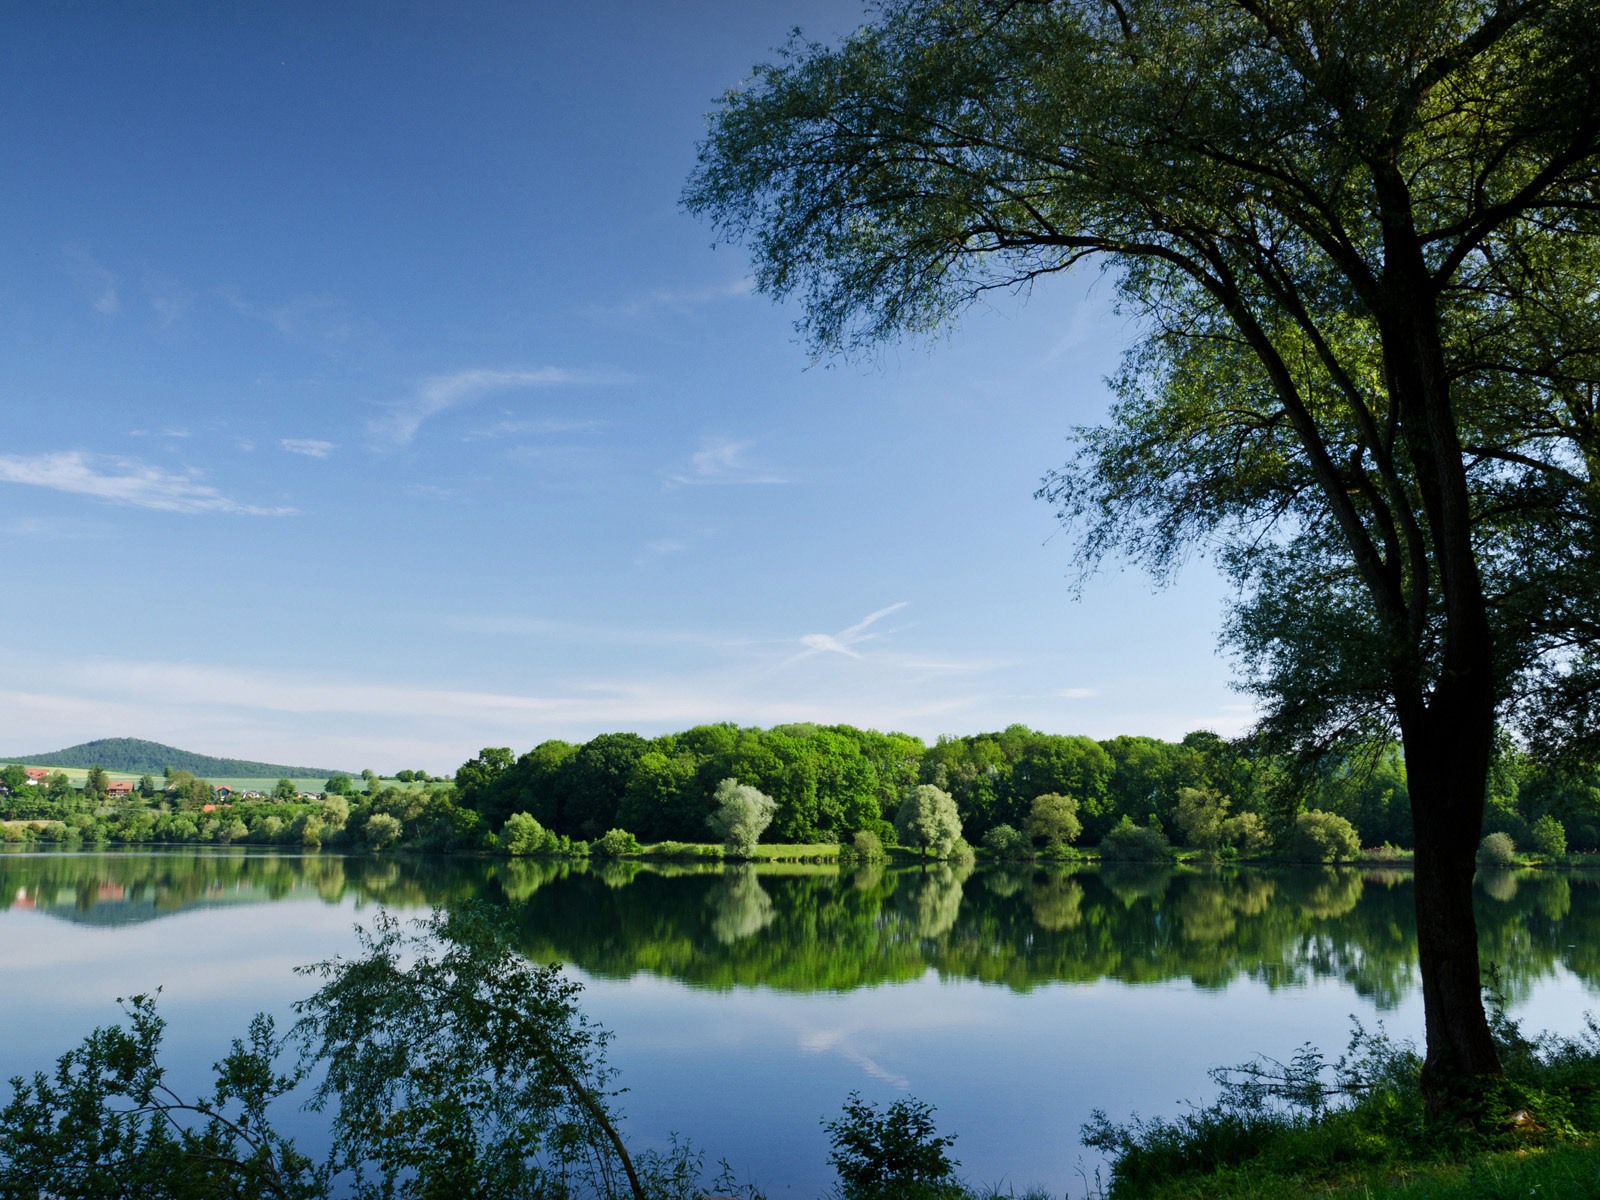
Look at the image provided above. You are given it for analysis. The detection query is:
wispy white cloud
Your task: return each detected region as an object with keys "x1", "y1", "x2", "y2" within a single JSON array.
[
  {"x1": 128, "y1": 427, "x2": 191, "y2": 438},
  {"x1": 589, "y1": 277, "x2": 753, "y2": 319},
  {"x1": 793, "y1": 602, "x2": 909, "y2": 662},
  {"x1": 372, "y1": 367, "x2": 632, "y2": 447},
  {"x1": 64, "y1": 243, "x2": 119, "y2": 315},
  {"x1": 143, "y1": 273, "x2": 192, "y2": 327},
  {"x1": 0, "y1": 515, "x2": 109, "y2": 539},
  {"x1": 462, "y1": 417, "x2": 608, "y2": 441},
  {"x1": 0, "y1": 451, "x2": 294, "y2": 515},
  {"x1": 667, "y1": 436, "x2": 788, "y2": 486},
  {"x1": 280, "y1": 438, "x2": 335, "y2": 458},
  {"x1": 1056, "y1": 687, "x2": 1098, "y2": 699}
]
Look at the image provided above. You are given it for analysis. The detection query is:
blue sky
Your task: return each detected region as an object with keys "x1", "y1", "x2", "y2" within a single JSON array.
[{"x1": 0, "y1": 1, "x2": 1248, "y2": 772}]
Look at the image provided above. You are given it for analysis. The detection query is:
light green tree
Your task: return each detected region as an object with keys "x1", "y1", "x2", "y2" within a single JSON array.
[
  {"x1": 364, "y1": 812, "x2": 403, "y2": 850},
  {"x1": 706, "y1": 777, "x2": 776, "y2": 857},
  {"x1": 894, "y1": 784, "x2": 962, "y2": 860},
  {"x1": 1024, "y1": 792, "x2": 1082, "y2": 851}
]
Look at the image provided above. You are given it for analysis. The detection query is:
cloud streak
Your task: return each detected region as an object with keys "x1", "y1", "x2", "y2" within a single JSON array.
[
  {"x1": 372, "y1": 367, "x2": 631, "y2": 446},
  {"x1": 667, "y1": 436, "x2": 788, "y2": 486},
  {"x1": 0, "y1": 451, "x2": 293, "y2": 515},
  {"x1": 794, "y1": 602, "x2": 909, "y2": 662},
  {"x1": 280, "y1": 438, "x2": 335, "y2": 458}
]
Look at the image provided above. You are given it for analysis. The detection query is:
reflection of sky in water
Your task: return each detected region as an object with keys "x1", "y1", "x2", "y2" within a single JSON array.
[{"x1": 3, "y1": 858, "x2": 1599, "y2": 1198}]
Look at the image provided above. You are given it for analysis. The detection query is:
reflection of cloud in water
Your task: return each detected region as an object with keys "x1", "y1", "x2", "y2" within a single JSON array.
[{"x1": 797, "y1": 1026, "x2": 910, "y2": 1089}]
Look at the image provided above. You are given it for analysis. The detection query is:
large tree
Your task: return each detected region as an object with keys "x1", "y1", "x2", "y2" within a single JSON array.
[{"x1": 686, "y1": 0, "x2": 1600, "y2": 1105}]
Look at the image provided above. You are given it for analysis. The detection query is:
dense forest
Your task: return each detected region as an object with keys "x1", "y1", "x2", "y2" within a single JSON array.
[
  {"x1": 4, "y1": 722, "x2": 1597, "y2": 858},
  {"x1": 3, "y1": 737, "x2": 343, "y2": 778}
]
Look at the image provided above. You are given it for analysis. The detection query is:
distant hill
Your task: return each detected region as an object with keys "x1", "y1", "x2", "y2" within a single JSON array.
[{"x1": 3, "y1": 737, "x2": 345, "y2": 778}]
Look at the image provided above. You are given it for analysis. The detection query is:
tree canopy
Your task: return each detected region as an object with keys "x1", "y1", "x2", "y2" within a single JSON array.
[{"x1": 687, "y1": 0, "x2": 1600, "y2": 1102}]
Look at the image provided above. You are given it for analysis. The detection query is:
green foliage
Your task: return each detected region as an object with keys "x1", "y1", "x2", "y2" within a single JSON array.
[
  {"x1": 1024, "y1": 793, "x2": 1081, "y2": 851},
  {"x1": 1531, "y1": 815, "x2": 1568, "y2": 859},
  {"x1": 707, "y1": 777, "x2": 777, "y2": 857},
  {"x1": 501, "y1": 811, "x2": 551, "y2": 856},
  {"x1": 0, "y1": 994, "x2": 317, "y2": 1199},
  {"x1": 851, "y1": 829, "x2": 886, "y2": 862},
  {"x1": 982, "y1": 823, "x2": 1029, "y2": 858},
  {"x1": 1478, "y1": 832, "x2": 1519, "y2": 869},
  {"x1": 1288, "y1": 812, "x2": 1361, "y2": 864},
  {"x1": 273, "y1": 777, "x2": 300, "y2": 802},
  {"x1": 591, "y1": 828, "x2": 642, "y2": 858},
  {"x1": 1098, "y1": 817, "x2": 1173, "y2": 863},
  {"x1": 363, "y1": 813, "x2": 402, "y2": 851},
  {"x1": 324, "y1": 774, "x2": 352, "y2": 796},
  {"x1": 895, "y1": 785, "x2": 962, "y2": 859},
  {"x1": 824, "y1": 1092, "x2": 962, "y2": 1200}
]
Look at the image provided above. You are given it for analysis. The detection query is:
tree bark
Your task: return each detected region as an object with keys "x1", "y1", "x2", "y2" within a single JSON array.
[{"x1": 1399, "y1": 695, "x2": 1503, "y2": 1113}]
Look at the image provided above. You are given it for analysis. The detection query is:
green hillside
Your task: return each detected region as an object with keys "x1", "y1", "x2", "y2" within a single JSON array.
[{"x1": 3, "y1": 737, "x2": 345, "y2": 778}]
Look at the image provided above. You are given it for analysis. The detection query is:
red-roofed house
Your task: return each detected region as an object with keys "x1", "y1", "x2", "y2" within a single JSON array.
[
  {"x1": 105, "y1": 780, "x2": 136, "y2": 797},
  {"x1": 23, "y1": 768, "x2": 48, "y2": 785}
]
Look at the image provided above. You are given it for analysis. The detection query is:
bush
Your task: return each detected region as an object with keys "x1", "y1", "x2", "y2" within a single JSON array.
[
  {"x1": 590, "y1": 828, "x2": 641, "y2": 858},
  {"x1": 1098, "y1": 815, "x2": 1173, "y2": 862},
  {"x1": 1286, "y1": 810, "x2": 1360, "y2": 862},
  {"x1": 1361, "y1": 841, "x2": 1406, "y2": 862},
  {"x1": 982, "y1": 823, "x2": 1030, "y2": 858},
  {"x1": 1530, "y1": 814, "x2": 1568, "y2": 859},
  {"x1": 825, "y1": 1092, "x2": 962, "y2": 1200},
  {"x1": 1478, "y1": 830, "x2": 1518, "y2": 867},
  {"x1": 500, "y1": 812, "x2": 549, "y2": 856},
  {"x1": 851, "y1": 830, "x2": 886, "y2": 861}
]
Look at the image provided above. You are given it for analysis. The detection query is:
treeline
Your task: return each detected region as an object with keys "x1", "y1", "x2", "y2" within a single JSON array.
[
  {"x1": 5, "y1": 736, "x2": 341, "y2": 777},
  {"x1": 453, "y1": 723, "x2": 1600, "y2": 854}
]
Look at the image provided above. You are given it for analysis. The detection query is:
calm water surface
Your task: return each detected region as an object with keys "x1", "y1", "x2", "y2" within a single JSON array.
[{"x1": 2, "y1": 849, "x2": 1597, "y2": 1195}]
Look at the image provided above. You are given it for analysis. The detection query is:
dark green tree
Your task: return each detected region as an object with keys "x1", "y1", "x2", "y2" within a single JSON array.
[{"x1": 687, "y1": 0, "x2": 1600, "y2": 1103}]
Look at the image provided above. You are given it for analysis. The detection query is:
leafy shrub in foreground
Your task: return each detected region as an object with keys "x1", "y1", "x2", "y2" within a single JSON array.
[{"x1": 825, "y1": 1092, "x2": 962, "y2": 1200}]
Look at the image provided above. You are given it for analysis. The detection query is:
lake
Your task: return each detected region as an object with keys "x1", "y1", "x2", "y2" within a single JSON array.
[{"x1": 2, "y1": 849, "x2": 1597, "y2": 1196}]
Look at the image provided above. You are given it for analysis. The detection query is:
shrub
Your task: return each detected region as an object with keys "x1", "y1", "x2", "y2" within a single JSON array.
[
  {"x1": 1478, "y1": 831, "x2": 1518, "y2": 867},
  {"x1": 1286, "y1": 810, "x2": 1360, "y2": 862},
  {"x1": 1221, "y1": 810, "x2": 1273, "y2": 857},
  {"x1": 982, "y1": 823, "x2": 1030, "y2": 858},
  {"x1": 824, "y1": 1092, "x2": 962, "y2": 1200},
  {"x1": 500, "y1": 812, "x2": 549, "y2": 856},
  {"x1": 1530, "y1": 814, "x2": 1568, "y2": 859},
  {"x1": 364, "y1": 812, "x2": 403, "y2": 850},
  {"x1": 1361, "y1": 842, "x2": 1406, "y2": 862},
  {"x1": 590, "y1": 828, "x2": 641, "y2": 858},
  {"x1": 1098, "y1": 815, "x2": 1173, "y2": 862},
  {"x1": 851, "y1": 829, "x2": 886, "y2": 861}
]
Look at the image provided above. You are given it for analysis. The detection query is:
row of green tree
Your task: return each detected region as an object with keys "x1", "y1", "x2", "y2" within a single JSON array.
[{"x1": 451, "y1": 724, "x2": 1600, "y2": 855}]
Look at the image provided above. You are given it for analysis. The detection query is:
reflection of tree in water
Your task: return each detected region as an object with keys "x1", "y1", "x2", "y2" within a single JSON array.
[
  {"x1": 1537, "y1": 874, "x2": 1572, "y2": 923},
  {"x1": 1175, "y1": 878, "x2": 1236, "y2": 944},
  {"x1": 1282, "y1": 867, "x2": 1365, "y2": 919},
  {"x1": 1099, "y1": 863, "x2": 1173, "y2": 907},
  {"x1": 497, "y1": 858, "x2": 571, "y2": 904},
  {"x1": 594, "y1": 860, "x2": 643, "y2": 889},
  {"x1": 706, "y1": 866, "x2": 776, "y2": 944},
  {"x1": 984, "y1": 867, "x2": 1028, "y2": 899},
  {"x1": 1029, "y1": 875, "x2": 1083, "y2": 932},
  {"x1": 848, "y1": 861, "x2": 885, "y2": 892},
  {"x1": 1477, "y1": 867, "x2": 1518, "y2": 903},
  {"x1": 897, "y1": 861, "x2": 972, "y2": 939}
]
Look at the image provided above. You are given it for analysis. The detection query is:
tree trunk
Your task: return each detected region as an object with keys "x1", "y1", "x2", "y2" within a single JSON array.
[{"x1": 1400, "y1": 700, "x2": 1502, "y2": 1113}]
